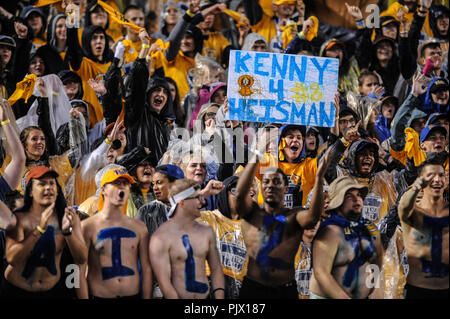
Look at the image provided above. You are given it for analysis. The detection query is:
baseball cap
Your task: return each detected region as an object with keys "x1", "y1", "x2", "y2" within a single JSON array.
[
  {"x1": 20, "y1": 6, "x2": 45, "y2": 20},
  {"x1": 426, "y1": 113, "x2": 447, "y2": 126},
  {"x1": 325, "y1": 39, "x2": 345, "y2": 52},
  {"x1": 100, "y1": 168, "x2": 135, "y2": 187},
  {"x1": 419, "y1": 125, "x2": 447, "y2": 143},
  {"x1": 155, "y1": 164, "x2": 185, "y2": 180},
  {"x1": 70, "y1": 99, "x2": 88, "y2": 109},
  {"x1": 98, "y1": 168, "x2": 135, "y2": 213},
  {"x1": 104, "y1": 121, "x2": 126, "y2": 136},
  {"x1": 373, "y1": 35, "x2": 395, "y2": 47},
  {"x1": 26, "y1": 166, "x2": 59, "y2": 185},
  {"x1": 429, "y1": 78, "x2": 449, "y2": 94},
  {"x1": 0, "y1": 35, "x2": 16, "y2": 49},
  {"x1": 273, "y1": 0, "x2": 297, "y2": 5},
  {"x1": 57, "y1": 70, "x2": 82, "y2": 85}
]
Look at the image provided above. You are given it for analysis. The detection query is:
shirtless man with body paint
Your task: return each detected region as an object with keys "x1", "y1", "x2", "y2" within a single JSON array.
[
  {"x1": 149, "y1": 179, "x2": 225, "y2": 299},
  {"x1": 398, "y1": 158, "x2": 449, "y2": 299},
  {"x1": 233, "y1": 133, "x2": 331, "y2": 299},
  {"x1": 77, "y1": 168, "x2": 152, "y2": 299},
  {"x1": 308, "y1": 175, "x2": 383, "y2": 299},
  {"x1": 2, "y1": 166, "x2": 87, "y2": 298}
]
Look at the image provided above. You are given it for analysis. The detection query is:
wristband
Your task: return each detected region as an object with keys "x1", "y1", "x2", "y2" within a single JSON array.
[
  {"x1": 105, "y1": 137, "x2": 113, "y2": 146},
  {"x1": 62, "y1": 227, "x2": 73, "y2": 236},
  {"x1": 36, "y1": 226, "x2": 46, "y2": 234},
  {"x1": 212, "y1": 288, "x2": 225, "y2": 296},
  {"x1": 356, "y1": 19, "x2": 365, "y2": 28},
  {"x1": 340, "y1": 136, "x2": 350, "y2": 147},
  {"x1": 142, "y1": 43, "x2": 150, "y2": 49},
  {"x1": 1, "y1": 119, "x2": 10, "y2": 126},
  {"x1": 298, "y1": 31, "x2": 306, "y2": 40},
  {"x1": 186, "y1": 10, "x2": 195, "y2": 17}
]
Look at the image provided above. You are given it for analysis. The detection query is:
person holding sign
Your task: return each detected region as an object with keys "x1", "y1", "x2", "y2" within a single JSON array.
[
  {"x1": 233, "y1": 133, "x2": 331, "y2": 299},
  {"x1": 149, "y1": 179, "x2": 225, "y2": 299}
]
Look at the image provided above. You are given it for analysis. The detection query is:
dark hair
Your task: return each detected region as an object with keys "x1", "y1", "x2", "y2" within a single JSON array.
[
  {"x1": 15, "y1": 176, "x2": 66, "y2": 229},
  {"x1": 262, "y1": 167, "x2": 289, "y2": 186},
  {"x1": 358, "y1": 70, "x2": 379, "y2": 87},
  {"x1": 5, "y1": 190, "x2": 23, "y2": 211},
  {"x1": 124, "y1": 5, "x2": 144, "y2": 16},
  {"x1": 155, "y1": 165, "x2": 178, "y2": 182},
  {"x1": 420, "y1": 42, "x2": 441, "y2": 58},
  {"x1": 165, "y1": 77, "x2": 183, "y2": 126},
  {"x1": 417, "y1": 155, "x2": 446, "y2": 176}
]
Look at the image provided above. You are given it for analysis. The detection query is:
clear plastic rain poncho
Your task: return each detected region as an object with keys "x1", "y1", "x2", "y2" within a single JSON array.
[{"x1": 16, "y1": 74, "x2": 72, "y2": 137}]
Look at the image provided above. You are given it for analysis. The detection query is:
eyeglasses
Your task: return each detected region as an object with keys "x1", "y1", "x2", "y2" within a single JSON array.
[
  {"x1": 185, "y1": 194, "x2": 204, "y2": 202},
  {"x1": 339, "y1": 118, "x2": 356, "y2": 126}
]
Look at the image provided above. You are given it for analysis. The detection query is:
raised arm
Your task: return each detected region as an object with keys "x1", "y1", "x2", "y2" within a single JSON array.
[
  {"x1": 124, "y1": 56, "x2": 148, "y2": 126},
  {"x1": 235, "y1": 132, "x2": 271, "y2": 218},
  {"x1": 67, "y1": 109, "x2": 88, "y2": 167},
  {"x1": 0, "y1": 99, "x2": 26, "y2": 190},
  {"x1": 149, "y1": 233, "x2": 179, "y2": 299},
  {"x1": 296, "y1": 148, "x2": 332, "y2": 229},
  {"x1": 390, "y1": 73, "x2": 428, "y2": 151},
  {"x1": 62, "y1": 207, "x2": 87, "y2": 265},
  {"x1": 398, "y1": 174, "x2": 433, "y2": 224},
  {"x1": 242, "y1": 0, "x2": 263, "y2": 26},
  {"x1": 0, "y1": 200, "x2": 16, "y2": 231},
  {"x1": 35, "y1": 79, "x2": 59, "y2": 156},
  {"x1": 66, "y1": 4, "x2": 84, "y2": 71},
  {"x1": 164, "y1": 0, "x2": 198, "y2": 62}
]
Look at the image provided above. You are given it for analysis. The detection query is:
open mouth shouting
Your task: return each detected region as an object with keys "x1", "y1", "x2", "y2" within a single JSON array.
[{"x1": 360, "y1": 158, "x2": 373, "y2": 170}]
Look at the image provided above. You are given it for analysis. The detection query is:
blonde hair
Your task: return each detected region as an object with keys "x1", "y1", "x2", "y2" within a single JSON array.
[
  {"x1": 177, "y1": 151, "x2": 206, "y2": 175},
  {"x1": 168, "y1": 179, "x2": 198, "y2": 198}
]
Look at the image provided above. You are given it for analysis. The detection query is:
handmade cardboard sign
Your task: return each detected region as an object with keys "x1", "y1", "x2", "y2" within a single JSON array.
[{"x1": 226, "y1": 50, "x2": 339, "y2": 127}]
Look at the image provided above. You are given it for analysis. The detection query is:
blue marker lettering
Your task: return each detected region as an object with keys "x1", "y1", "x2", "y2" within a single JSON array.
[
  {"x1": 234, "y1": 51, "x2": 251, "y2": 73},
  {"x1": 310, "y1": 58, "x2": 330, "y2": 85},
  {"x1": 307, "y1": 103, "x2": 318, "y2": 126},
  {"x1": 96, "y1": 227, "x2": 136, "y2": 280},
  {"x1": 254, "y1": 53, "x2": 270, "y2": 76},
  {"x1": 275, "y1": 101, "x2": 290, "y2": 122},
  {"x1": 181, "y1": 234, "x2": 209, "y2": 294},
  {"x1": 271, "y1": 54, "x2": 289, "y2": 79},
  {"x1": 244, "y1": 99, "x2": 258, "y2": 122},
  {"x1": 319, "y1": 101, "x2": 335, "y2": 127},
  {"x1": 259, "y1": 99, "x2": 275, "y2": 122},
  {"x1": 22, "y1": 225, "x2": 57, "y2": 279},
  {"x1": 227, "y1": 98, "x2": 240, "y2": 120},
  {"x1": 289, "y1": 55, "x2": 307, "y2": 82},
  {"x1": 269, "y1": 79, "x2": 284, "y2": 100},
  {"x1": 290, "y1": 102, "x2": 306, "y2": 124},
  {"x1": 421, "y1": 216, "x2": 449, "y2": 278}
]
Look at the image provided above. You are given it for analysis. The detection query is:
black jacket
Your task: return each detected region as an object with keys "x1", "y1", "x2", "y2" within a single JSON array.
[{"x1": 124, "y1": 58, "x2": 175, "y2": 162}]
